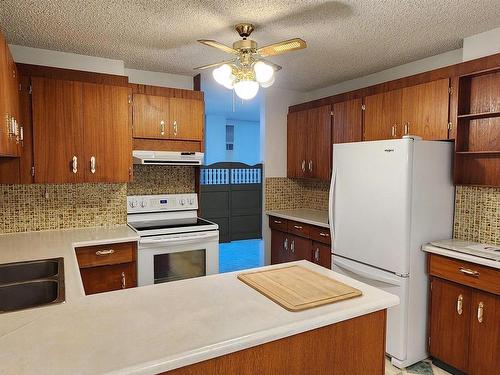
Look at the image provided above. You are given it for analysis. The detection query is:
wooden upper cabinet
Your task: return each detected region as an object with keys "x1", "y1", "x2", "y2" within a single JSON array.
[
  {"x1": 287, "y1": 110, "x2": 308, "y2": 178},
  {"x1": 429, "y1": 278, "x2": 471, "y2": 373},
  {"x1": 82, "y1": 83, "x2": 132, "y2": 182},
  {"x1": 401, "y1": 78, "x2": 450, "y2": 140},
  {"x1": 32, "y1": 77, "x2": 84, "y2": 183},
  {"x1": 332, "y1": 98, "x2": 363, "y2": 144},
  {"x1": 169, "y1": 98, "x2": 204, "y2": 141},
  {"x1": 307, "y1": 105, "x2": 332, "y2": 180},
  {"x1": 132, "y1": 94, "x2": 169, "y2": 139},
  {"x1": 364, "y1": 89, "x2": 402, "y2": 141},
  {"x1": 468, "y1": 290, "x2": 500, "y2": 375}
]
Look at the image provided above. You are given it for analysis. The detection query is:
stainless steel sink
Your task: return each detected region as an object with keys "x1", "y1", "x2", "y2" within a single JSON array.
[{"x1": 0, "y1": 258, "x2": 65, "y2": 313}]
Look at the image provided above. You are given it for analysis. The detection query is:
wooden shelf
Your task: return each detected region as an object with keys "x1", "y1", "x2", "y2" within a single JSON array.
[
  {"x1": 457, "y1": 111, "x2": 500, "y2": 120},
  {"x1": 456, "y1": 151, "x2": 500, "y2": 156}
]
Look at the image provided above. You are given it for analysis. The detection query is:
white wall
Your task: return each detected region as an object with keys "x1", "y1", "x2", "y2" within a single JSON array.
[
  {"x1": 463, "y1": 27, "x2": 500, "y2": 61},
  {"x1": 9, "y1": 44, "x2": 193, "y2": 89}
]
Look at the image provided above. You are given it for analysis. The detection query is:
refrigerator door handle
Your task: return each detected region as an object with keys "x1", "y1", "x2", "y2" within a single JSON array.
[
  {"x1": 333, "y1": 257, "x2": 404, "y2": 286},
  {"x1": 328, "y1": 168, "x2": 337, "y2": 239}
]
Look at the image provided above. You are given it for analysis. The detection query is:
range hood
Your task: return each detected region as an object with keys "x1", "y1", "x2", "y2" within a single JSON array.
[{"x1": 133, "y1": 150, "x2": 204, "y2": 166}]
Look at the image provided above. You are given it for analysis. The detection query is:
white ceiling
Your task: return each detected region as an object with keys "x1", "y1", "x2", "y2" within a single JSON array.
[{"x1": 1, "y1": 1, "x2": 499, "y2": 91}]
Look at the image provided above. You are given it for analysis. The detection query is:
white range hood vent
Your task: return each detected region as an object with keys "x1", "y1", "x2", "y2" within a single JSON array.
[{"x1": 133, "y1": 150, "x2": 204, "y2": 166}]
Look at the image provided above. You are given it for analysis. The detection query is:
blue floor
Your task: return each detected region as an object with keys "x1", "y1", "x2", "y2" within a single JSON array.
[{"x1": 219, "y1": 239, "x2": 265, "y2": 273}]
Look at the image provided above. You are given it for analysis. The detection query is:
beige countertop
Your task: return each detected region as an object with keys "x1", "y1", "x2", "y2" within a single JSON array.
[
  {"x1": 0, "y1": 227, "x2": 398, "y2": 375},
  {"x1": 266, "y1": 208, "x2": 329, "y2": 228},
  {"x1": 422, "y1": 241, "x2": 500, "y2": 269}
]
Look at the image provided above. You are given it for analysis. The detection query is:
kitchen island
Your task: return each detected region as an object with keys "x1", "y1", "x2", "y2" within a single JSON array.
[{"x1": 0, "y1": 228, "x2": 398, "y2": 375}]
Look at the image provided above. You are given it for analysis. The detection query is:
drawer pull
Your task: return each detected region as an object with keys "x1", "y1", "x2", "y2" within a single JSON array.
[
  {"x1": 477, "y1": 302, "x2": 484, "y2": 323},
  {"x1": 121, "y1": 272, "x2": 126, "y2": 289},
  {"x1": 459, "y1": 267, "x2": 480, "y2": 278},
  {"x1": 457, "y1": 294, "x2": 463, "y2": 315},
  {"x1": 95, "y1": 249, "x2": 115, "y2": 256},
  {"x1": 293, "y1": 225, "x2": 303, "y2": 230},
  {"x1": 273, "y1": 220, "x2": 282, "y2": 224},
  {"x1": 319, "y1": 232, "x2": 329, "y2": 237}
]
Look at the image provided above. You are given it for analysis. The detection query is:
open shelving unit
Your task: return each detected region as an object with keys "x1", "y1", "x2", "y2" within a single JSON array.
[{"x1": 454, "y1": 67, "x2": 500, "y2": 186}]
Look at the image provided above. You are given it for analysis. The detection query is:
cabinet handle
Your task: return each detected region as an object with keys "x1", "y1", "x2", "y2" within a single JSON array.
[
  {"x1": 314, "y1": 248, "x2": 320, "y2": 262},
  {"x1": 19, "y1": 126, "x2": 24, "y2": 144},
  {"x1": 290, "y1": 240, "x2": 295, "y2": 253},
  {"x1": 72, "y1": 156, "x2": 78, "y2": 173},
  {"x1": 173, "y1": 120, "x2": 178, "y2": 136},
  {"x1": 160, "y1": 120, "x2": 165, "y2": 135},
  {"x1": 459, "y1": 267, "x2": 480, "y2": 278},
  {"x1": 391, "y1": 125, "x2": 395, "y2": 137},
  {"x1": 284, "y1": 238, "x2": 288, "y2": 251},
  {"x1": 90, "y1": 156, "x2": 96, "y2": 174},
  {"x1": 477, "y1": 302, "x2": 484, "y2": 323},
  {"x1": 301, "y1": 160, "x2": 306, "y2": 173},
  {"x1": 121, "y1": 272, "x2": 126, "y2": 289},
  {"x1": 319, "y1": 232, "x2": 329, "y2": 237},
  {"x1": 293, "y1": 225, "x2": 303, "y2": 230},
  {"x1": 404, "y1": 122, "x2": 410, "y2": 135},
  {"x1": 95, "y1": 249, "x2": 115, "y2": 256},
  {"x1": 457, "y1": 294, "x2": 463, "y2": 315},
  {"x1": 273, "y1": 220, "x2": 282, "y2": 224}
]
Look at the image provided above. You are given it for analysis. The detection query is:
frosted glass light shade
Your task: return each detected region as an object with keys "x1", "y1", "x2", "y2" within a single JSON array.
[
  {"x1": 234, "y1": 80, "x2": 259, "y2": 100},
  {"x1": 254, "y1": 61, "x2": 274, "y2": 83},
  {"x1": 212, "y1": 64, "x2": 232, "y2": 86},
  {"x1": 260, "y1": 75, "x2": 275, "y2": 88}
]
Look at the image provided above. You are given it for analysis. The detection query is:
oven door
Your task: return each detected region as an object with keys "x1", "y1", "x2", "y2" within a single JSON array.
[{"x1": 137, "y1": 231, "x2": 219, "y2": 286}]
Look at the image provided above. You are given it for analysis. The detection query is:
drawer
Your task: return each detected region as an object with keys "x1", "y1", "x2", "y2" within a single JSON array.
[
  {"x1": 80, "y1": 262, "x2": 136, "y2": 295},
  {"x1": 287, "y1": 220, "x2": 311, "y2": 238},
  {"x1": 76, "y1": 241, "x2": 136, "y2": 268},
  {"x1": 269, "y1": 216, "x2": 288, "y2": 232},
  {"x1": 309, "y1": 226, "x2": 331, "y2": 245},
  {"x1": 428, "y1": 254, "x2": 500, "y2": 295}
]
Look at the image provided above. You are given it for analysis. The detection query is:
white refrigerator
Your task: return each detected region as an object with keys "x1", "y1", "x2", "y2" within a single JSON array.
[{"x1": 329, "y1": 138, "x2": 454, "y2": 368}]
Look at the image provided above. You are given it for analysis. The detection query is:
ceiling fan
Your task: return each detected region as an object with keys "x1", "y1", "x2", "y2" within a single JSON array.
[{"x1": 195, "y1": 23, "x2": 306, "y2": 100}]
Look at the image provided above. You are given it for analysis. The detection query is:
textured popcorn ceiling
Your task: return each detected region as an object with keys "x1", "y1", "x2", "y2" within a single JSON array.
[{"x1": 1, "y1": 1, "x2": 499, "y2": 91}]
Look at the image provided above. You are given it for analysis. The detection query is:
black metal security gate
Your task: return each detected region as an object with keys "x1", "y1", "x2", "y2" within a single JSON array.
[{"x1": 200, "y1": 162, "x2": 262, "y2": 243}]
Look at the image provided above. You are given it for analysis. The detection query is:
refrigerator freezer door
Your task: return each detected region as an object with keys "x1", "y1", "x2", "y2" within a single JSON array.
[
  {"x1": 331, "y1": 140, "x2": 412, "y2": 275},
  {"x1": 332, "y1": 255, "x2": 408, "y2": 363}
]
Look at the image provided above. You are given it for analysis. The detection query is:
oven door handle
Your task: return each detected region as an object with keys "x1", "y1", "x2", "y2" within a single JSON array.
[{"x1": 140, "y1": 232, "x2": 218, "y2": 245}]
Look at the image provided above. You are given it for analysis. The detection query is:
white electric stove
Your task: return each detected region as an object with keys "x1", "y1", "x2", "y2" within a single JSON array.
[{"x1": 127, "y1": 194, "x2": 219, "y2": 286}]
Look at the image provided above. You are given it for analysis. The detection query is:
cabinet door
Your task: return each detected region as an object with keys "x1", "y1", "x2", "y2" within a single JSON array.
[
  {"x1": 289, "y1": 235, "x2": 312, "y2": 262},
  {"x1": 469, "y1": 290, "x2": 500, "y2": 375},
  {"x1": 82, "y1": 83, "x2": 132, "y2": 182},
  {"x1": 364, "y1": 89, "x2": 402, "y2": 141},
  {"x1": 287, "y1": 110, "x2": 308, "y2": 178},
  {"x1": 401, "y1": 79, "x2": 449, "y2": 140},
  {"x1": 312, "y1": 241, "x2": 332, "y2": 269},
  {"x1": 132, "y1": 94, "x2": 169, "y2": 139},
  {"x1": 169, "y1": 98, "x2": 204, "y2": 141},
  {"x1": 332, "y1": 99, "x2": 362, "y2": 144},
  {"x1": 271, "y1": 230, "x2": 288, "y2": 264},
  {"x1": 32, "y1": 77, "x2": 84, "y2": 183},
  {"x1": 307, "y1": 105, "x2": 332, "y2": 180},
  {"x1": 429, "y1": 278, "x2": 471, "y2": 373},
  {"x1": 79, "y1": 262, "x2": 136, "y2": 295}
]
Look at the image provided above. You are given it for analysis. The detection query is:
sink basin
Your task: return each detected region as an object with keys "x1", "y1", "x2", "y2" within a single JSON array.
[
  {"x1": 0, "y1": 258, "x2": 65, "y2": 313},
  {"x1": 0, "y1": 259, "x2": 59, "y2": 284}
]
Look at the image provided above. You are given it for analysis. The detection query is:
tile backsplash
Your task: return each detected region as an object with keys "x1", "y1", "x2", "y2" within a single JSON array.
[
  {"x1": 265, "y1": 177, "x2": 329, "y2": 211},
  {"x1": 0, "y1": 166, "x2": 196, "y2": 234}
]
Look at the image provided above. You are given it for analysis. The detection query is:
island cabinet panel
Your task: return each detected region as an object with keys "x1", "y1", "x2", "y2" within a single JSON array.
[
  {"x1": 428, "y1": 254, "x2": 500, "y2": 374},
  {"x1": 32, "y1": 77, "x2": 132, "y2": 183},
  {"x1": 363, "y1": 89, "x2": 402, "y2": 141},
  {"x1": 163, "y1": 309, "x2": 386, "y2": 375},
  {"x1": 132, "y1": 94, "x2": 170, "y2": 139},
  {"x1": 332, "y1": 98, "x2": 363, "y2": 144}
]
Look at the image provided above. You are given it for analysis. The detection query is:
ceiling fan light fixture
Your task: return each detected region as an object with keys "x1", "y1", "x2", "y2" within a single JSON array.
[
  {"x1": 212, "y1": 64, "x2": 233, "y2": 86},
  {"x1": 254, "y1": 61, "x2": 274, "y2": 84},
  {"x1": 259, "y1": 75, "x2": 275, "y2": 88},
  {"x1": 234, "y1": 79, "x2": 259, "y2": 100}
]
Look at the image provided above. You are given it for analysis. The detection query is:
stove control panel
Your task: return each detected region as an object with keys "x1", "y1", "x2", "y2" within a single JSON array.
[{"x1": 127, "y1": 194, "x2": 198, "y2": 213}]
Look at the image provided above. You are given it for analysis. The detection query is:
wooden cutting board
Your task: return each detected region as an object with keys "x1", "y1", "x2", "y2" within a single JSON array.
[{"x1": 237, "y1": 265, "x2": 362, "y2": 312}]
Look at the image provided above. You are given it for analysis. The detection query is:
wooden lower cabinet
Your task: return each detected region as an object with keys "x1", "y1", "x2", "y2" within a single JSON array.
[
  {"x1": 75, "y1": 241, "x2": 137, "y2": 295},
  {"x1": 428, "y1": 254, "x2": 500, "y2": 374},
  {"x1": 269, "y1": 216, "x2": 331, "y2": 269}
]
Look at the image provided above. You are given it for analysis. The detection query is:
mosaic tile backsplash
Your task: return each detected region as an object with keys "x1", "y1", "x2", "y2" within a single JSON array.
[
  {"x1": 266, "y1": 178, "x2": 500, "y2": 245},
  {"x1": 0, "y1": 166, "x2": 196, "y2": 234},
  {"x1": 454, "y1": 186, "x2": 500, "y2": 245}
]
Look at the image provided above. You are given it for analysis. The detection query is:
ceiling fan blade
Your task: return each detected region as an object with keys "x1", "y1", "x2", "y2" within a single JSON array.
[
  {"x1": 197, "y1": 39, "x2": 239, "y2": 55},
  {"x1": 259, "y1": 59, "x2": 282, "y2": 71},
  {"x1": 257, "y1": 38, "x2": 307, "y2": 57},
  {"x1": 193, "y1": 60, "x2": 235, "y2": 70}
]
